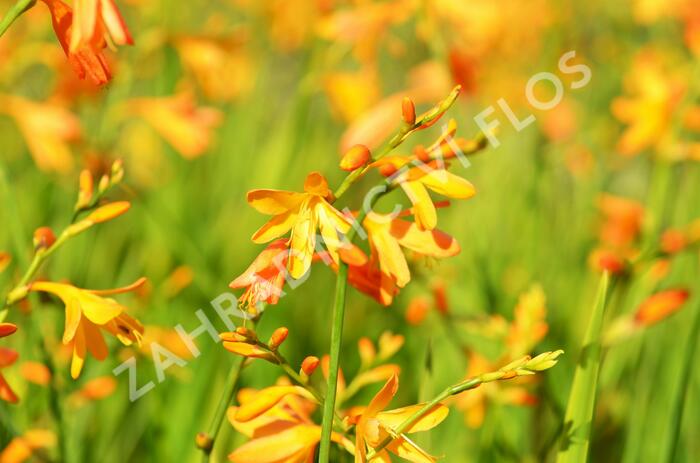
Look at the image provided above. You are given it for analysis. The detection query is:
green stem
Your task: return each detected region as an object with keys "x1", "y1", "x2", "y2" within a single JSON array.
[
  {"x1": 0, "y1": 0, "x2": 35, "y2": 37},
  {"x1": 662, "y1": 288, "x2": 700, "y2": 462},
  {"x1": 365, "y1": 377, "x2": 482, "y2": 460},
  {"x1": 317, "y1": 262, "x2": 349, "y2": 463},
  {"x1": 197, "y1": 356, "x2": 245, "y2": 462}
]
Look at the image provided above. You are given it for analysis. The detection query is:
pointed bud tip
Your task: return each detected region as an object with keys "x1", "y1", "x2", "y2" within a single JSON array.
[
  {"x1": 340, "y1": 145, "x2": 371, "y2": 172},
  {"x1": 301, "y1": 356, "x2": 320, "y2": 376}
]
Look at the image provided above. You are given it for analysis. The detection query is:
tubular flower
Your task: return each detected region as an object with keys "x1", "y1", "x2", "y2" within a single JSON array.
[
  {"x1": 227, "y1": 385, "x2": 353, "y2": 463},
  {"x1": 0, "y1": 323, "x2": 19, "y2": 403},
  {"x1": 247, "y1": 172, "x2": 353, "y2": 279},
  {"x1": 373, "y1": 157, "x2": 476, "y2": 230},
  {"x1": 69, "y1": 0, "x2": 133, "y2": 53},
  {"x1": 129, "y1": 93, "x2": 223, "y2": 159},
  {"x1": 363, "y1": 212, "x2": 460, "y2": 305},
  {"x1": 41, "y1": 0, "x2": 112, "y2": 85},
  {"x1": 230, "y1": 239, "x2": 289, "y2": 313},
  {"x1": 1, "y1": 95, "x2": 81, "y2": 173},
  {"x1": 352, "y1": 374, "x2": 449, "y2": 462},
  {"x1": 29, "y1": 279, "x2": 146, "y2": 379}
]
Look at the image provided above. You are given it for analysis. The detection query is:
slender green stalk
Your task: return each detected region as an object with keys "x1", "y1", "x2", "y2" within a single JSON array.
[
  {"x1": 556, "y1": 272, "x2": 611, "y2": 463},
  {"x1": 317, "y1": 262, "x2": 349, "y2": 463},
  {"x1": 662, "y1": 290, "x2": 700, "y2": 462},
  {"x1": 197, "y1": 356, "x2": 245, "y2": 462},
  {"x1": 0, "y1": 0, "x2": 35, "y2": 37}
]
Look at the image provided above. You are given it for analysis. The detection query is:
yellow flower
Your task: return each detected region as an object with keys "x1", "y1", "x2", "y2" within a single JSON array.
[
  {"x1": 227, "y1": 383, "x2": 353, "y2": 463},
  {"x1": 363, "y1": 212, "x2": 460, "y2": 305},
  {"x1": 352, "y1": 374, "x2": 448, "y2": 462},
  {"x1": 29, "y1": 279, "x2": 146, "y2": 379},
  {"x1": 374, "y1": 157, "x2": 476, "y2": 230},
  {"x1": 247, "y1": 172, "x2": 352, "y2": 279}
]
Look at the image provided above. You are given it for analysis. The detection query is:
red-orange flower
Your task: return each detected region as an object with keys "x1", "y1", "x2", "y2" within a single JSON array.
[
  {"x1": 635, "y1": 289, "x2": 690, "y2": 326},
  {"x1": 42, "y1": 0, "x2": 112, "y2": 85},
  {"x1": 230, "y1": 239, "x2": 289, "y2": 313},
  {"x1": 0, "y1": 323, "x2": 19, "y2": 403},
  {"x1": 69, "y1": 0, "x2": 133, "y2": 53}
]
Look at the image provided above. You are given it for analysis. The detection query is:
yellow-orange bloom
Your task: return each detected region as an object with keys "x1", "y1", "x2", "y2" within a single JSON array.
[
  {"x1": 364, "y1": 212, "x2": 460, "y2": 305},
  {"x1": 0, "y1": 429, "x2": 55, "y2": 463},
  {"x1": 1, "y1": 94, "x2": 81, "y2": 173},
  {"x1": 229, "y1": 239, "x2": 289, "y2": 313},
  {"x1": 0, "y1": 323, "x2": 19, "y2": 404},
  {"x1": 69, "y1": 0, "x2": 133, "y2": 53},
  {"x1": 247, "y1": 172, "x2": 352, "y2": 279},
  {"x1": 227, "y1": 385, "x2": 352, "y2": 463},
  {"x1": 29, "y1": 279, "x2": 146, "y2": 379},
  {"x1": 130, "y1": 93, "x2": 223, "y2": 159},
  {"x1": 352, "y1": 374, "x2": 448, "y2": 462},
  {"x1": 374, "y1": 157, "x2": 476, "y2": 230}
]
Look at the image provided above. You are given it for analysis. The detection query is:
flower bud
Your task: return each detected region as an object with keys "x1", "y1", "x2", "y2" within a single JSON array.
[
  {"x1": 268, "y1": 327, "x2": 289, "y2": 350},
  {"x1": 98, "y1": 175, "x2": 110, "y2": 194},
  {"x1": 378, "y1": 163, "x2": 398, "y2": 178},
  {"x1": 340, "y1": 145, "x2": 371, "y2": 171},
  {"x1": 195, "y1": 432, "x2": 213, "y2": 451},
  {"x1": 402, "y1": 97, "x2": 416, "y2": 125},
  {"x1": 300, "y1": 356, "x2": 320, "y2": 376},
  {"x1": 660, "y1": 229, "x2": 687, "y2": 254},
  {"x1": 76, "y1": 169, "x2": 93, "y2": 210},
  {"x1": 635, "y1": 289, "x2": 690, "y2": 326},
  {"x1": 235, "y1": 327, "x2": 258, "y2": 342},
  {"x1": 111, "y1": 159, "x2": 124, "y2": 184},
  {"x1": 0, "y1": 323, "x2": 17, "y2": 338},
  {"x1": 405, "y1": 297, "x2": 430, "y2": 325},
  {"x1": 33, "y1": 227, "x2": 56, "y2": 251},
  {"x1": 85, "y1": 201, "x2": 131, "y2": 224},
  {"x1": 358, "y1": 338, "x2": 375, "y2": 366}
]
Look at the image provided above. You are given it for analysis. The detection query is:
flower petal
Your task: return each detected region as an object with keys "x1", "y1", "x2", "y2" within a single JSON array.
[
  {"x1": 234, "y1": 386, "x2": 317, "y2": 422},
  {"x1": 228, "y1": 424, "x2": 321, "y2": 463},
  {"x1": 400, "y1": 182, "x2": 436, "y2": 231},
  {"x1": 390, "y1": 220, "x2": 460, "y2": 257},
  {"x1": 247, "y1": 190, "x2": 305, "y2": 215},
  {"x1": 420, "y1": 170, "x2": 476, "y2": 199},
  {"x1": 252, "y1": 210, "x2": 297, "y2": 244},
  {"x1": 377, "y1": 403, "x2": 449, "y2": 433}
]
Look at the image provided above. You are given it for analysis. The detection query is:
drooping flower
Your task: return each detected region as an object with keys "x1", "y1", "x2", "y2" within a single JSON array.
[
  {"x1": 29, "y1": 279, "x2": 146, "y2": 378},
  {"x1": 41, "y1": 0, "x2": 112, "y2": 85},
  {"x1": 69, "y1": 0, "x2": 133, "y2": 52},
  {"x1": 227, "y1": 383, "x2": 353, "y2": 463},
  {"x1": 247, "y1": 172, "x2": 353, "y2": 279},
  {"x1": 129, "y1": 93, "x2": 223, "y2": 159},
  {"x1": 351, "y1": 374, "x2": 449, "y2": 462},
  {"x1": 0, "y1": 323, "x2": 19, "y2": 403},
  {"x1": 229, "y1": 239, "x2": 289, "y2": 313},
  {"x1": 0, "y1": 94, "x2": 81, "y2": 173},
  {"x1": 373, "y1": 157, "x2": 476, "y2": 230},
  {"x1": 363, "y1": 212, "x2": 460, "y2": 304}
]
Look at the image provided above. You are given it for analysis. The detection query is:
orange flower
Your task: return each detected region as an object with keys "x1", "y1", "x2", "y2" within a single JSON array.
[
  {"x1": 227, "y1": 384, "x2": 353, "y2": 462},
  {"x1": 363, "y1": 212, "x2": 460, "y2": 305},
  {"x1": 20, "y1": 362, "x2": 52, "y2": 386},
  {"x1": 635, "y1": 289, "x2": 690, "y2": 326},
  {"x1": 0, "y1": 95, "x2": 81, "y2": 173},
  {"x1": 69, "y1": 0, "x2": 133, "y2": 53},
  {"x1": 29, "y1": 279, "x2": 145, "y2": 378},
  {"x1": 0, "y1": 323, "x2": 19, "y2": 404},
  {"x1": 373, "y1": 157, "x2": 476, "y2": 230},
  {"x1": 352, "y1": 374, "x2": 448, "y2": 462},
  {"x1": 247, "y1": 172, "x2": 353, "y2": 279},
  {"x1": 41, "y1": 0, "x2": 112, "y2": 85},
  {"x1": 229, "y1": 239, "x2": 289, "y2": 313},
  {"x1": 130, "y1": 93, "x2": 223, "y2": 159},
  {"x1": 405, "y1": 296, "x2": 430, "y2": 325},
  {"x1": 598, "y1": 194, "x2": 645, "y2": 249},
  {"x1": 0, "y1": 429, "x2": 55, "y2": 463}
]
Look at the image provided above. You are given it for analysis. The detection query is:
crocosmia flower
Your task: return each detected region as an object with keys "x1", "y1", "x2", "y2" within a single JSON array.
[
  {"x1": 29, "y1": 279, "x2": 146, "y2": 378},
  {"x1": 229, "y1": 239, "x2": 289, "y2": 313},
  {"x1": 247, "y1": 172, "x2": 352, "y2": 279},
  {"x1": 69, "y1": 0, "x2": 133, "y2": 53}
]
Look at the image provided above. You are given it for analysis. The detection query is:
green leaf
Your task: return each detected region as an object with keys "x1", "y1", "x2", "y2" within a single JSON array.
[{"x1": 556, "y1": 272, "x2": 611, "y2": 463}]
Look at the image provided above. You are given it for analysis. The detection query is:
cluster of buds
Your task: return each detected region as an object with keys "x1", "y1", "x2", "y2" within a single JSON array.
[
  {"x1": 475, "y1": 350, "x2": 565, "y2": 384},
  {"x1": 74, "y1": 159, "x2": 125, "y2": 214}
]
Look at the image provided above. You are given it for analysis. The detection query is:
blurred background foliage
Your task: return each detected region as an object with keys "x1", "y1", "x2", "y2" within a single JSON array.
[{"x1": 0, "y1": 0, "x2": 699, "y2": 462}]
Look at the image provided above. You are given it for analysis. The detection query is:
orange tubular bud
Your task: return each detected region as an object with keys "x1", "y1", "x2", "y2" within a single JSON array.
[
  {"x1": 86, "y1": 201, "x2": 131, "y2": 224},
  {"x1": 378, "y1": 163, "x2": 398, "y2": 178},
  {"x1": 402, "y1": 97, "x2": 416, "y2": 125},
  {"x1": 268, "y1": 327, "x2": 289, "y2": 350},
  {"x1": 635, "y1": 289, "x2": 690, "y2": 326},
  {"x1": 76, "y1": 169, "x2": 93, "y2": 209},
  {"x1": 195, "y1": 432, "x2": 213, "y2": 451},
  {"x1": 300, "y1": 356, "x2": 320, "y2": 376},
  {"x1": 340, "y1": 144, "x2": 371, "y2": 171},
  {"x1": 33, "y1": 227, "x2": 56, "y2": 250},
  {"x1": 660, "y1": 229, "x2": 687, "y2": 255},
  {"x1": 358, "y1": 337, "x2": 376, "y2": 366},
  {"x1": 0, "y1": 323, "x2": 17, "y2": 338},
  {"x1": 235, "y1": 327, "x2": 257, "y2": 342},
  {"x1": 406, "y1": 297, "x2": 430, "y2": 325},
  {"x1": 589, "y1": 249, "x2": 626, "y2": 274}
]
